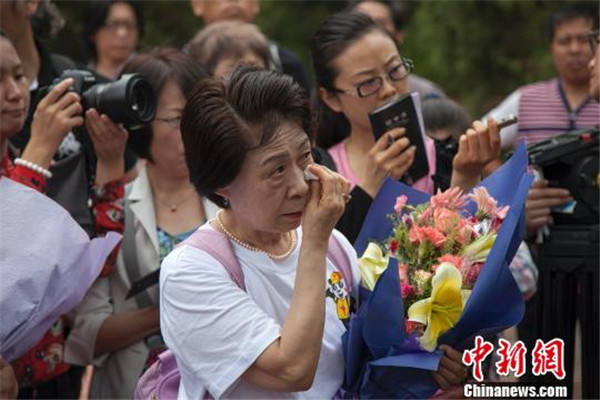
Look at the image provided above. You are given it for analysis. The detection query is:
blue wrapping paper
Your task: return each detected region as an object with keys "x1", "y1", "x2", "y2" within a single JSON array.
[{"x1": 345, "y1": 143, "x2": 534, "y2": 398}]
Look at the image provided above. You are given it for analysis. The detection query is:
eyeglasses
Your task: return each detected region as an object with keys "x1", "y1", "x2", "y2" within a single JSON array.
[
  {"x1": 333, "y1": 58, "x2": 414, "y2": 98},
  {"x1": 155, "y1": 116, "x2": 182, "y2": 130},
  {"x1": 587, "y1": 30, "x2": 600, "y2": 54},
  {"x1": 103, "y1": 20, "x2": 138, "y2": 33}
]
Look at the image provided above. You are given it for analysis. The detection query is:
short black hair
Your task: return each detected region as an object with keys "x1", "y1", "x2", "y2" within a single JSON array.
[
  {"x1": 121, "y1": 48, "x2": 209, "y2": 162},
  {"x1": 181, "y1": 67, "x2": 311, "y2": 208},
  {"x1": 82, "y1": 0, "x2": 144, "y2": 61},
  {"x1": 421, "y1": 97, "x2": 471, "y2": 141},
  {"x1": 311, "y1": 11, "x2": 397, "y2": 148},
  {"x1": 548, "y1": 3, "x2": 599, "y2": 41}
]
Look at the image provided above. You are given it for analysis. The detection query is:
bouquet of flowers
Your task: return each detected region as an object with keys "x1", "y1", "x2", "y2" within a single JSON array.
[{"x1": 343, "y1": 143, "x2": 534, "y2": 398}]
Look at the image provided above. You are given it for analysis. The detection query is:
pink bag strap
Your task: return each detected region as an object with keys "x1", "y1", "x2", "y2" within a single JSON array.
[
  {"x1": 327, "y1": 235, "x2": 353, "y2": 293},
  {"x1": 181, "y1": 229, "x2": 352, "y2": 293},
  {"x1": 181, "y1": 229, "x2": 246, "y2": 291}
]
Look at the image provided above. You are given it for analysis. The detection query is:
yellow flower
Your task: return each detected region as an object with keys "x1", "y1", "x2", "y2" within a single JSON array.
[
  {"x1": 358, "y1": 243, "x2": 389, "y2": 291},
  {"x1": 407, "y1": 262, "x2": 470, "y2": 351},
  {"x1": 461, "y1": 232, "x2": 496, "y2": 264}
]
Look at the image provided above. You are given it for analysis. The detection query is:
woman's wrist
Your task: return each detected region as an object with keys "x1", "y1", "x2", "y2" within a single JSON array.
[
  {"x1": 299, "y1": 235, "x2": 329, "y2": 254},
  {"x1": 13, "y1": 158, "x2": 52, "y2": 179},
  {"x1": 95, "y1": 158, "x2": 125, "y2": 186},
  {"x1": 19, "y1": 139, "x2": 56, "y2": 171}
]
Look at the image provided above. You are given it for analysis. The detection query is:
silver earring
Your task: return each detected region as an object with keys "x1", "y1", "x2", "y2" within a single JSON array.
[{"x1": 222, "y1": 197, "x2": 229, "y2": 207}]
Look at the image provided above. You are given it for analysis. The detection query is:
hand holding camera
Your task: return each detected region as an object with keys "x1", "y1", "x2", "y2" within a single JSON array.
[
  {"x1": 22, "y1": 78, "x2": 84, "y2": 170},
  {"x1": 85, "y1": 109, "x2": 129, "y2": 185},
  {"x1": 25, "y1": 69, "x2": 156, "y2": 184},
  {"x1": 525, "y1": 179, "x2": 572, "y2": 236}
]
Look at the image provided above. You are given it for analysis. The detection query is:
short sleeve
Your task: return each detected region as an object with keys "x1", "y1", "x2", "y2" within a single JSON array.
[{"x1": 159, "y1": 246, "x2": 282, "y2": 399}]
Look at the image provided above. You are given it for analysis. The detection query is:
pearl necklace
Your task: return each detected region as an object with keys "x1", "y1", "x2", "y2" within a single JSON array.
[{"x1": 215, "y1": 211, "x2": 297, "y2": 261}]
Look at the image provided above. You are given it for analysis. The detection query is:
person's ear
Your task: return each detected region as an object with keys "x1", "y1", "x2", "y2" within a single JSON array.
[
  {"x1": 190, "y1": 0, "x2": 204, "y2": 18},
  {"x1": 214, "y1": 187, "x2": 231, "y2": 202},
  {"x1": 24, "y1": 0, "x2": 38, "y2": 18},
  {"x1": 319, "y1": 87, "x2": 343, "y2": 113}
]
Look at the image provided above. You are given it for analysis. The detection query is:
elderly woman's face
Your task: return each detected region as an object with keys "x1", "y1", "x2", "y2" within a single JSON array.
[{"x1": 220, "y1": 121, "x2": 313, "y2": 234}]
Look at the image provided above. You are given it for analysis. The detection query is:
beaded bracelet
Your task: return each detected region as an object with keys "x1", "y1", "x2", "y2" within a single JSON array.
[{"x1": 14, "y1": 158, "x2": 53, "y2": 179}]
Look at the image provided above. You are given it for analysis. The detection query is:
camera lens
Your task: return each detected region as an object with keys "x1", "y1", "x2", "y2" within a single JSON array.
[
  {"x1": 126, "y1": 77, "x2": 155, "y2": 125},
  {"x1": 82, "y1": 73, "x2": 156, "y2": 130}
]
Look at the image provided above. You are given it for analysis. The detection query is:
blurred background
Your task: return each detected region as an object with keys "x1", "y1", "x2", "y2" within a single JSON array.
[{"x1": 50, "y1": 0, "x2": 596, "y2": 118}]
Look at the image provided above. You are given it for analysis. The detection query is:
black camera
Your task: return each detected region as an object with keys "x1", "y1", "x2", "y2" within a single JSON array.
[
  {"x1": 39, "y1": 70, "x2": 156, "y2": 130},
  {"x1": 528, "y1": 127, "x2": 599, "y2": 225}
]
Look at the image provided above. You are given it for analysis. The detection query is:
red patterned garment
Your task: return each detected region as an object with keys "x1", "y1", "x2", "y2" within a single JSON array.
[
  {"x1": 92, "y1": 179, "x2": 125, "y2": 277},
  {"x1": 2, "y1": 152, "x2": 124, "y2": 388}
]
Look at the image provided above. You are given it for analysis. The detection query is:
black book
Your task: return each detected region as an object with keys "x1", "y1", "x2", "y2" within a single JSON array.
[{"x1": 368, "y1": 93, "x2": 429, "y2": 183}]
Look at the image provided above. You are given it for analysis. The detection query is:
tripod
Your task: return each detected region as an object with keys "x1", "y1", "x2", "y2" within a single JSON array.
[{"x1": 535, "y1": 225, "x2": 599, "y2": 399}]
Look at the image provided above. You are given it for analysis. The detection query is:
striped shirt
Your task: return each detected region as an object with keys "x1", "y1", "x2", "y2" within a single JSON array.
[
  {"x1": 485, "y1": 78, "x2": 600, "y2": 149},
  {"x1": 518, "y1": 78, "x2": 599, "y2": 146}
]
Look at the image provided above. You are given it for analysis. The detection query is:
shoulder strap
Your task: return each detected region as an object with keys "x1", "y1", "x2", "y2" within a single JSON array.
[
  {"x1": 181, "y1": 229, "x2": 246, "y2": 291},
  {"x1": 123, "y1": 187, "x2": 155, "y2": 308},
  {"x1": 181, "y1": 229, "x2": 351, "y2": 294},
  {"x1": 327, "y1": 235, "x2": 353, "y2": 293}
]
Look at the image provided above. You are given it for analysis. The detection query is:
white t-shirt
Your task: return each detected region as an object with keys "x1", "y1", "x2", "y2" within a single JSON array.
[{"x1": 159, "y1": 224, "x2": 359, "y2": 399}]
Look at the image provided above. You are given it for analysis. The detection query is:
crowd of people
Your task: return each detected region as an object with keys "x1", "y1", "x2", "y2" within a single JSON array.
[{"x1": 1, "y1": 0, "x2": 598, "y2": 399}]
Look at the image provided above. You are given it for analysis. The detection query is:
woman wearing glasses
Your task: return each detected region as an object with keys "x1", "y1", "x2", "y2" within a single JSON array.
[
  {"x1": 311, "y1": 11, "x2": 501, "y2": 243},
  {"x1": 65, "y1": 49, "x2": 218, "y2": 399},
  {"x1": 83, "y1": 1, "x2": 142, "y2": 80}
]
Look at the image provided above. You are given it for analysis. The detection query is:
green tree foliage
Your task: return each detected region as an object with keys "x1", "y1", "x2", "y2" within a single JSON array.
[
  {"x1": 401, "y1": 0, "x2": 596, "y2": 116},
  {"x1": 49, "y1": 0, "x2": 597, "y2": 117}
]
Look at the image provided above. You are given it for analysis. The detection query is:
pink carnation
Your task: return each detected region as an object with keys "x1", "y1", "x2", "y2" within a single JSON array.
[
  {"x1": 433, "y1": 254, "x2": 463, "y2": 271},
  {"x1": 430, "y1": 187, "x2": 467, "y2": 210},
  {"x1": 496, "y1": 206, "x2": 509, "y2": 220},
  {"x1": 401, "y1": 283, "x2": 416, "y2": 299},
  {"x1": 394, "y1": 195, "x2": 408, "y2": 214},
  {"x1": 408, "y1": 226, "x2": 446, "y2": 248},
  {"x1": 418, "y1": 207, "x2": 434, "y2": 225},
  {"x1": 456, "y1": 218, "x2": 476, "y2": 245},
  {"x1": 433, "y1": 207, "x2": 460, "y2": 233}
]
